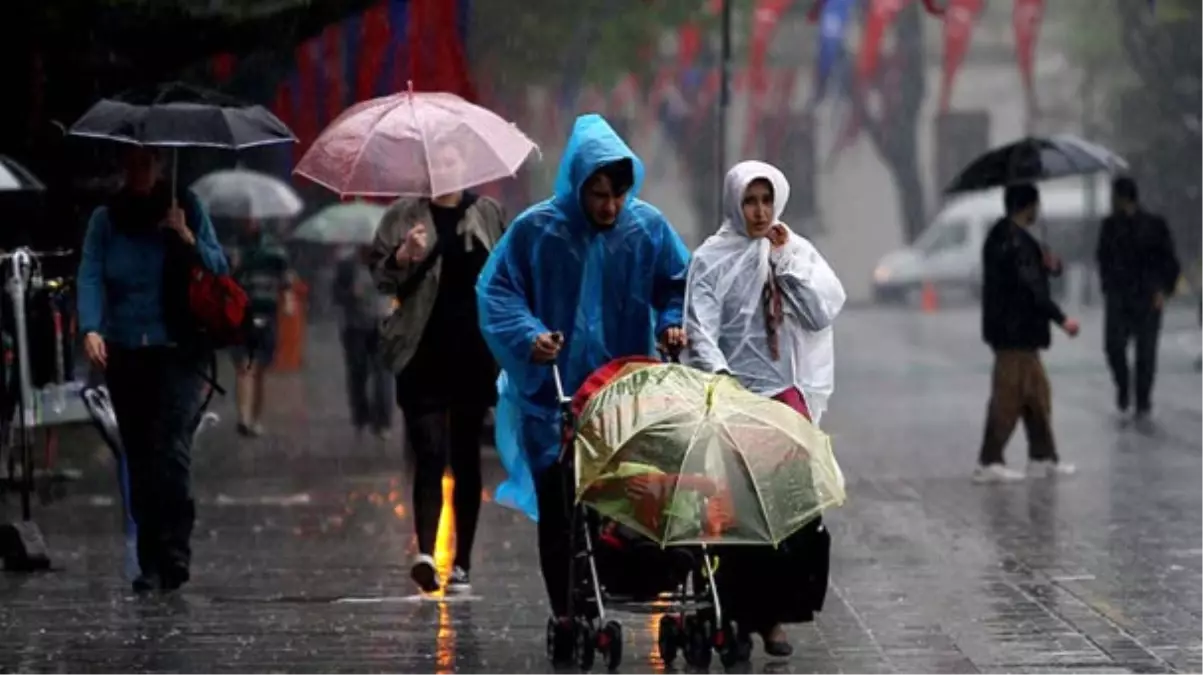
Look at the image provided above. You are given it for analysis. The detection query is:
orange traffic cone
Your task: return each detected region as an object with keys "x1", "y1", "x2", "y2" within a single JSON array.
[{"x1": 920, "y1": 281, "x2": 939, "y2": 313}]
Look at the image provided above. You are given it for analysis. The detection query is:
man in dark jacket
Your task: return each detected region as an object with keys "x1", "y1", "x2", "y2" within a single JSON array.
[
  {"x1": 1096, "y1": 177, "x2": 1180, "y2": 418},
  {"x1": 976, "y1": 183, "x2": 1080, "y2": 484}
]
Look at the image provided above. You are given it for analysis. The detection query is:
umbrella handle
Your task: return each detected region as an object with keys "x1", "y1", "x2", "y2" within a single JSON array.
[{"x1": 171, "y1": 149, "x2": 179, "y2": 207}]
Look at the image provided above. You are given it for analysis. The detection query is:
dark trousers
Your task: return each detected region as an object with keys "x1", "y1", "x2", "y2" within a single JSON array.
[
  {"x1": 106, "y1": 345, "x2": 204, "y2": 580},
  {"x1": 403, "y1": 402, "x2": 486, "y2": 569},
  {"x1": 535, "y1": 460, "x2": 575, "y2": 617},
  {"x1": 714, "y1": 518, "x2": 830, "y2": 631},
  {"x1": 979, "y1": 350, "x2": 1057, "y2": 465},
  {"x1": 342, "y1": 326, "x2": 392, "y2": 432},
  {"x1": 1104, "y1": 300, "x2": 1163, "y2": 411}
]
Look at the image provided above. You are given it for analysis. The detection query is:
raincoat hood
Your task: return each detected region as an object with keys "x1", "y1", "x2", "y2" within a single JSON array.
[
  {"x1": 719, "y1": 160, "x2": 791, "y2": 238},
  {"x1": 553, "y1": 114, "x2": 646, "y2": 227}
]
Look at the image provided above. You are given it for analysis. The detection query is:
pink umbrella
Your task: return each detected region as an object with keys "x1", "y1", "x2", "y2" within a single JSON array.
[{"x1": 294, "y1": 86, "x2": 539, "y2": 198}]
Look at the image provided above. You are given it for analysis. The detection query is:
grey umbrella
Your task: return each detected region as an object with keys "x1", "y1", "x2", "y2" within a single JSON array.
[
  {"x1": 0, "y1": 156, "x2": 45, "y2": 192},
  {"x1": 191, "y1": 169, "x2": 303, "y2": 220}
]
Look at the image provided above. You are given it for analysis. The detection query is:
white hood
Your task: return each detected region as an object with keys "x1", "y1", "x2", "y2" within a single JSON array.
[{"x1": 684, "y1": 160, "x2": 846, "y2": 421}]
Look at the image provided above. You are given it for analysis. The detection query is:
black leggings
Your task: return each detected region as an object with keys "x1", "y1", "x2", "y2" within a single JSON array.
[
  {"x1": 403, "y1": 404, "x2": 486, "y2": 569},
  {"x1": 535, "y1": 461, "x2": 575, "y2": 617}
]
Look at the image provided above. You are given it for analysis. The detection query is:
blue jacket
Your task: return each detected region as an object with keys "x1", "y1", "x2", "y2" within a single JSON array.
[
  {"x1": 478, "y1": 114, "x2": 690, "y2": 477},
  {"x1": 77, "y1": 189, "x2": 228, "y2": 349}
]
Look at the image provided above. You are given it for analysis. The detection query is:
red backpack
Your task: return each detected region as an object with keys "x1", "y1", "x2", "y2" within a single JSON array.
[{"x1": 187, "y1": 264, "x2": 250, "y2": 348}]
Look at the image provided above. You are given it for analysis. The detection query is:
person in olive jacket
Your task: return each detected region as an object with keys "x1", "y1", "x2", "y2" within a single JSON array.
[
  {"x1": 975, "y1": 183, "x2": 1080, "y2": 484},
  {"x1": 1096, "y1": 176, "x2": 1181, "y2": 418}
]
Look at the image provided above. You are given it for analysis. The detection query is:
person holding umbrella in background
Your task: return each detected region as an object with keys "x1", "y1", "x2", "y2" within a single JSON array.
[
  {"x1": 369, "y1": 142, "x2": 507, "y2": 595},
  {"x1": 1096, "y1": 176, "x2": 1181, "y2": 420},
  {"x1": 76, "y1": 145, "x2": 228, "y2": 591},
  {"x1": 975, "y1": 183, "x2": 1080, "y2": 484},
  {"x1": 192, "y1": 168, "x2": 306, "y2": 438},
  {"x1": 70, "y1": 82, "x2": 295, "y2": 590},
  {"x1": 293, "y1": 86, "x2": 539, "y2": 595}
]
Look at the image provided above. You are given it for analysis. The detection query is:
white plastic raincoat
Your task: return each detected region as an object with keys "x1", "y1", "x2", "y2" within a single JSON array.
[{"x1": 683, "y1": 160, "x2": 846, "y2": 421}]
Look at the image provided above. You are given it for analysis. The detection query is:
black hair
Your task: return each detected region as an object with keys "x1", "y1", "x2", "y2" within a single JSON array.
[
  {"x1": 585, "y1": 158, "x2": 634, "y2": 196},
  {"x1": 1004, "y1": 183, "x2": 1040, "y2": 216},
  {"x1": 1112, "y1": 176, "x2": 1139, "y2": 203}
]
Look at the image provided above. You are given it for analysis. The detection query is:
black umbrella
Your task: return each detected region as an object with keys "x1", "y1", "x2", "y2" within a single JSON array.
[
  {"x1": 68, "y1": 82, "x2": 296, "y2": 193},
  {"x1": 945, "y1": 135, "x2": 1128, "y2": 194},
  {"x1": 0, "y1": 156, "x2": 45, "y2": 193},
  {"x1": 69, "y1": 82, "x2": 294, "y2": 150}
]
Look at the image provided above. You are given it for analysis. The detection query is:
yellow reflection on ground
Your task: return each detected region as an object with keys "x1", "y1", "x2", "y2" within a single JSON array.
[
  {"x1": 434, "y1": 472, "x2": 456, "y2": 674},
  {"x1": 434, "y1": 473, "x2": 455, "y2": 578},
  {"x1": 649, "y1": 612, "x2": 666, "y2": 672}
]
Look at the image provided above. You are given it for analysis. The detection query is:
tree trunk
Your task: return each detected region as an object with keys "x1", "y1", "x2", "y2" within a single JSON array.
[{"x1": 849, "y1": 2, "x2": 929, "y2": 244}]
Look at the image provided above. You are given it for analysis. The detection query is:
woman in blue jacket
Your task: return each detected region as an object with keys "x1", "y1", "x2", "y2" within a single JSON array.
[{"x1": 77, "y1": 146, "x2": 228, "y2": 592}]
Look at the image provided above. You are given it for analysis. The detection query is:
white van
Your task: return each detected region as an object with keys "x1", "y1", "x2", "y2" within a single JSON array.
[{"x1": 871, "y1": 177, "x2": 1112, "y2": 303}]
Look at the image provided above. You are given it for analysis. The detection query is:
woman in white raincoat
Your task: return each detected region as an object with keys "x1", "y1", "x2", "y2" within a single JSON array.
[
  {"x1": 685, "y1": 159, "x2": 846, "y2": 423},
  {"x1": 683, "y1": 160, "x2": 846, "y2": 658}
]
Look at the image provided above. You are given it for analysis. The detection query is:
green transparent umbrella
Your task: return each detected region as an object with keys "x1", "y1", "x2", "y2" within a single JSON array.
[
  {"x1": 573, "y1": 360, "x2": 846, "y2": 547},
  {"x1": 291, "y1": 202, "x2": 387, "y2": 245}
]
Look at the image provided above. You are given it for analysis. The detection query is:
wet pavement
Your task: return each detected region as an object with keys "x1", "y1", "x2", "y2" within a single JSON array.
[{"x1": 2, "y1": 306, "x2": 1200, "y2": 673}]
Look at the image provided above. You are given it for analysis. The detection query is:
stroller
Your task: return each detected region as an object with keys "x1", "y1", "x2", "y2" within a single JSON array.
[{"x1": 542, "y1": 357, "x2": 836, "y2": 670}]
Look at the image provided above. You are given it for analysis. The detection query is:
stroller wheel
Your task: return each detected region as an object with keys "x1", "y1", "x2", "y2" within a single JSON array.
[
  {"x1": 575, "y1": 618, "x2": 597, "y2": 670},
  {"x1": 599, "y1": 620, "x2": 623, "y2": 670},
  {"x1": 717, "y1": 619, "x2": 753, "y2": 667},
  {"x1": 657, "y1": 615, "x2": 681, "y2": 665},
  {"x1": 546, "y1": 617, "x2": 574, "y2": 664},
  {"x1": 683, "y1": 615, "x2": 713, "y2": 668}
]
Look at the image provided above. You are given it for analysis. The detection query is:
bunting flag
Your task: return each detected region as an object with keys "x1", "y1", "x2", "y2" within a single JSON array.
[
  {"x1": 743, "y1": 0, "x2": 794, "y2": 158},
  {"x1": 811, "y1": 0, "x2": 855, "y2": 106},
  {"x1": 206, "y1": 0, "x2": 474, "y2": 170},
  {"x1": 857, "y1": 0, "x2": 913, "y2": 85},
  {"x1": 937, "y1": 0, "x2": 983, "y2": 112},
  {"x1": 1012, "y1": 0, "x2": 1044, "y2": 111}
]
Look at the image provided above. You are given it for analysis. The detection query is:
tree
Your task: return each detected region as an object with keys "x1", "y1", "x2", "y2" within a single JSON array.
[
  {"x1": 1053, "y1": 0, "x2": 1201, "y2": 274},
  {"x1": 847, "y1": 1, "x2": 929, "y2": 243}
]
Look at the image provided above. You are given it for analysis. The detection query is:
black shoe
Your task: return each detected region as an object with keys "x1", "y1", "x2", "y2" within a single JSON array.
[
  {"x1": 762, "y1": 635, "x2": 794, "y2": 658},
  {"x1": 446, "y1": 565, "x2": 471, "y2": 595},
  {"x1": 160, "y1": 565, "x2": 190, "y2": 591},
  {"x1": 132, "y1": 573, "x2": 161, "y2": 593}
]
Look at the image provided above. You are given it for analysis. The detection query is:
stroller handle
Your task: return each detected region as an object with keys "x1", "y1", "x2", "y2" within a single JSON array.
[{"x1": 551, "y1": 363, "x2": 571, "y2": 406}]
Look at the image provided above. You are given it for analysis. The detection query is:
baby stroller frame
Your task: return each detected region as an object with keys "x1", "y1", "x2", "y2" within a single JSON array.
[{"x1": 545, "y1": 364, "x2": 753, "y2": 670}]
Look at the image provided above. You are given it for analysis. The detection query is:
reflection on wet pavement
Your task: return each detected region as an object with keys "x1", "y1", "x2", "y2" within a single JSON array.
[{"x1": 1, "y1": 311, "x2": 1199, "y2": 673}]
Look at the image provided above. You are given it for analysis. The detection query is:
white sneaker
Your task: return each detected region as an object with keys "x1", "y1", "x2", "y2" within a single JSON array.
[
  {"x1": 1027, "y1": 460, "x2": 1076, "y2": 478},
  {"x1": 410, "y1": 554, "x2": 440, "y2": 593},
  {"x1": 972, "y1": 463, "x2": 1025, "y2": 484}
]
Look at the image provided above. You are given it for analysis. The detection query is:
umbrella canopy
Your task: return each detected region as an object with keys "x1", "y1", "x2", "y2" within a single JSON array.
[
  {"x1": 0, "y1": 156, "x2": 45, "y2": 192},
  {"x1": 945, "y1": 135, "x2": 1128, "y2": 194},
  {"x1": 571, "y1": 358, "x2": 846, "y2": 547},
  {"x1": 68, "y1": 82, "x2": 295, "y2": 150},
  {"x1": 191, "y1": 169, "x2": 303, "y2": 220},
  {"x1": 291, "y1": 202, "x2": 387, "y2": 245},
  {"x1": 294, "y1": 86, "x2": 538, "y2": 198}
]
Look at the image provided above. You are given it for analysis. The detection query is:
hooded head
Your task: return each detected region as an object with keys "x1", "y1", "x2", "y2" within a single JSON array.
[
  {"x1": 721, "y1": 160, "x2": 790, "y2": 239},
  {"x1": 553, "y1": 114, "x2": 645, "y2": 229}
]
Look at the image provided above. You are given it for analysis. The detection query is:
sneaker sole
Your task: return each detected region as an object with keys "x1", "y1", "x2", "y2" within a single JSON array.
[{"x1": 445, "y1": 582, "x2": 472, "y2": 595}]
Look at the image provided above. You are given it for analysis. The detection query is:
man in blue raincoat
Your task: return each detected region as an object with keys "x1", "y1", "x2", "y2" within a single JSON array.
[{"x1": 477, "y1": 114, "x2": 690, "y2": 633}]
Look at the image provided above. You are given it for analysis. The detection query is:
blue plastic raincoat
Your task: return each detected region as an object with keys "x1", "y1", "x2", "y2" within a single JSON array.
[{"x1": 478, "y1": 114, "x2": 690, "y2": 521}]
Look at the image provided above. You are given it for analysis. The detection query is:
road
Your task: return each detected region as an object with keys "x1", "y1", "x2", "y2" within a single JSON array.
[{"x1": 2, "y1": 306, "x2": 1199, "y2": 673}]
